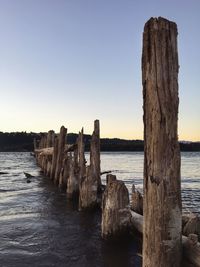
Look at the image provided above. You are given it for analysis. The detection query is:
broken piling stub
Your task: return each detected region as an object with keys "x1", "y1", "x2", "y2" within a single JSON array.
[
  {"x1": 131, "y1": 184, "x2": 143, "y2": 215},
  {"x1": 101, "y1": 179, "x2": 131, "y2": 239},
  {"x1": 66, "y1": 152, "x2": 79, "y2": 199}
]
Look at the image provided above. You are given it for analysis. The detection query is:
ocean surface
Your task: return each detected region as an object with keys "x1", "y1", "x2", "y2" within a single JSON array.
[{"x1": 0, "y1": 152, "x2": 199, "y2": 267}]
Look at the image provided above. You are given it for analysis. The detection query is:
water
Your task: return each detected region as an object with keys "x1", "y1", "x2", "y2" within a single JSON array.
[
  {"x1": 99, "y1": 152, "x2": 200, "y2": 214},
  {"x1": 0, "y1": 152, "x2": 199, "y2": 267},
  {"x1": 0, "y1": 152, "x2": 141, "y2": 267}
]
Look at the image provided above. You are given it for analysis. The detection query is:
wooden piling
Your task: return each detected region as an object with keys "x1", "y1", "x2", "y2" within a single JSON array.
[
  {"x1": 50, "y1": 136, "x2": 59, "y2": 180},
  {"x1": 66, "y1": 152, "x2": 79, "y2": 199},
  {"x1": 131, "y1": 184, "x2": 143, "y2": 215},
  {"x1": 142, "y1": 17, "x2": 182, "y2": 266},
  {"x1": 46, "y1": 130, "x2": 55, "y2": 148},
  {"x1": 79, "y1": 122, "x2": 101, "y2": 210},
  {"x1": 78, "y1": 128, "x2": 86, "y2": 184},
  {"x1": 33, "y1": 138, "x2": 37, "y2": 150},
  {"x1": 90, "y1": 120, "x2": 101, "y2": 188},
  {"x1": 101, "y1": 179, "x2": 131, "y2": 238},
  {"x1": 58, "y1": 156, "x2": 69, "y2": 189},
  {"x1": 54, "y1": 126, "x2": 67, "y2": 184}
]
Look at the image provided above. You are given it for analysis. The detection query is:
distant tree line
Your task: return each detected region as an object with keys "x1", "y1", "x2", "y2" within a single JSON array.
[{"x1": 0, "y1": 132, "x2": 199, "y2": 152}]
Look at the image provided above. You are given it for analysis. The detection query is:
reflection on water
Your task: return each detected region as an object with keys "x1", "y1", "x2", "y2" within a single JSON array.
[{"x1": 0, "y1": 152, "x2": 199, "y2": 266}]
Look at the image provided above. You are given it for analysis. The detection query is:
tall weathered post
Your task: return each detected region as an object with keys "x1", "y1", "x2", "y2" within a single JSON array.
[
  {"x1": 50, "y1": 136, "x2": 58, "y2": 180},
  {"x1": 90, "y1": 120, "x2": 101, "y2": 188},
  {"x1": 142, "y1": 17, "x2": 182, "y2": 266},
  {"x1": 46, "y1": 130, "x2": 55, "y2": 147},
  {"x1": 79, "y1": 121, "x2": 101, "y2": 210},
  {"x1": 78, "y1": 128, "x2": 85, "y2": 183},
  {"x1": 54, "y1": 126, "x2": 67, "y2": 184},
  {"x1": 33, "y1": 138, "x2": 37, "y2": 151}
]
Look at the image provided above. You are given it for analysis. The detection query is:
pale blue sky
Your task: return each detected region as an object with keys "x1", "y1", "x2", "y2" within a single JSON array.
[{"x1": 0, "y1": 0, "x2": 199, "y2": 140}]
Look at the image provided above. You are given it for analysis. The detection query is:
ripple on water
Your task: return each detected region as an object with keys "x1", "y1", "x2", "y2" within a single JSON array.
[{"x1": 0, "y1": 151, "x2": 199, "y2": 266}]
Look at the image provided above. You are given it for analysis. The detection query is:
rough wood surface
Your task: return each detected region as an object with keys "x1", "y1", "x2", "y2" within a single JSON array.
[
  {"x1": 66, "y1": 153, "x2": 79, "y2": 199},
  {"x1": 131, "y1": 184, "x2": 143, "y2": 215},
  {"x1": 39, "y1": 134, "x2": 47, "y2": 149},
  {"x1": 54, "y1": 126, "x2": 67, "y2": 184},
  {"x1": 78, "y1": 128, "x2": 86, "y2": 184},
  {"x1": 46, "y1": 130, "x2": 55, "y2": 147},
  {"x1": 33, "y1": 138, "x2": 37, "y2": 150},
  {"x1": 130, "y1": 211, "x2": 200, "y2": 267},
  {"x1": 50, "y1": 137, "x2": 59, "y2": 180},
  {"x1": 79, "y1": 165, "x2": 98, "y2": 209},
  {"x1": 79, "y1": 122, "x2": 101, "y2": 210},
  {"x1": 182, "y1": 235, "x2": 200, "y2": 266},
  {"x1": 58, "y1": 156, "x2": 69, "y2": 189},
  {"x1": 142, "y1": 17, "x2": 182, "y2": 266},
  {"x1": 101, "y1": 179, "x2": 131, "y2": 238},
  {"x1": 106, "y1": 174, "x2": 116, "y2": 185},
  {"x1": 35, "y1": 147, "x2": 54, "y2": 156},
  {"x1": 183, "y1": 213, "x2": 200, "y2": 240},
  {"x1": 90, "y1": 120, "x2": 101, "y2": 188}
]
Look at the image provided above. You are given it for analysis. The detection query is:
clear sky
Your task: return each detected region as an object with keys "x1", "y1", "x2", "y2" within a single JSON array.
[{"x1": 0, "y1": 0, "x2": 199, "y2": 141}]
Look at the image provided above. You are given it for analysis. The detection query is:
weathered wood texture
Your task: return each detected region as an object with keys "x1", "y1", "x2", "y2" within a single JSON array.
[
  {"x1": 101, "y1": 179, "x2": 131, "y2": 238},
  {"x1": 183, "y1": 213, "x2": 200, "y2": 241},
  {"x1": 182, "y1": 235, "x2": 200, "y2": 266},
  {"x1": 130, "y1": 211, "x2": 200, "y2": 267},
  {"x1": 35, "y1": 147, "x2": 54, "y2": 156},
  {"x1": 131, "y1": 184, "x2": 143, "y2": 215},
  {"x1": 106, "y1": 174, "x2": 116, "y2": 185},
  {"x1": 78, "y1": 129, "x2": 86, "y2": 185},
  {"x1": 39, "y1": 134, "x2": 47, "y2": 149},
  {"x1": 79, "y1": 122, "x2": 101, "y2": 210},
  {"x1": 90, "y1": 120, "x2": 101, "y2": 188},
  {"x1": 142, "y1": 17, "x2": 182, "y2": 266},
  {"x1": 79, "y1": 166, "x2": 95, "y2": 208},
  {"x1": 46, "y1": 130, "x2": 55, "y2": 147},
  {"x1": 58, "y1": 156, "x2": 69, "y2": 189},
  {"x1": 50, "y1": 137, "x2": 59, "y2": 180},
  {"x1": 54, "y1": 126, "x2": 67, "y2": 184},
  {"x1": 79, "y1": 128, "x2": 95, "y2": 210},
  {"x1": 33, "y1": 138, "x2": 37, "y2": 150},
  {"x1": 66, "y1": 153, "x2": 79, "y2": 198}
]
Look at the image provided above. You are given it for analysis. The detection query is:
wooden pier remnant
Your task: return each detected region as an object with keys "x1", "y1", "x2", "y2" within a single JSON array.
[
  {"x1": 106, "y1": 174, "x2": 116, "y2": 185},
  {"x1": 130, "y1": 211, "x2": 200, "y2": 266},
  {"x1": 50, "y1": 137, "x2": 59, "y2": 180},
  {"x1": 46, "y1": 130, "x2": 55, "y2": 148},
  {"x1": 101, "y1": 178, "x2": 131, "y2": 238},
  {"x1": 90, "y1": 120, "x2": 101, "y2": 188},
  {"x1": 131, "y1": 184, "x2": 143, "y2": 215},
  {"x1": 66, "y1": 152, "x2": 79, "y2": 199},
  {"x1": 77, "y1": 128, "x2": 86, "y2": 186},
  {"x1": 54, "y1": 126, "x2": 67, "y2": 184},
  {"x1": 142, "y1": 17, "x2": 182, "y2": 266},
  {"x1": 79, "y1": 122, "x2": 101, "y2": 210}
]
